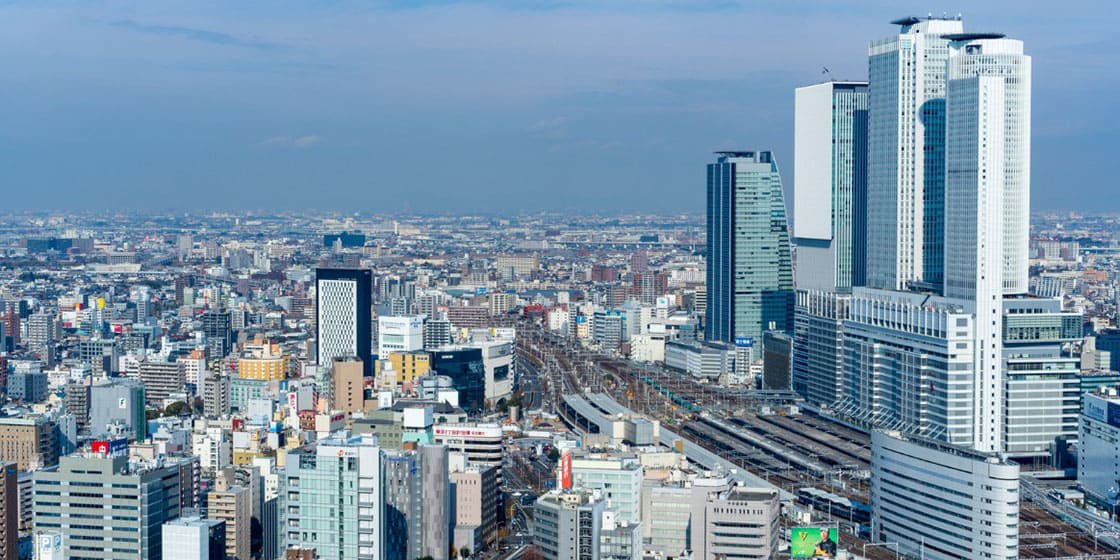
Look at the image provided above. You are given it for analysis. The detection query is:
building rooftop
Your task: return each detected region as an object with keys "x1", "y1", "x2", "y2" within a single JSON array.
[
  {"x1": 721, "y1": 487, "x2": 780, "y2": 503},
  {"x1": 943, "y1": 32, "x2": 1007, "y2": 42},
  {"x1": 890, "y1": 14, "x2": 962, "y2": 26},
  {"x1": 0, "y1": 415, "x2": 49, "y2": 426},
  {"x1": 391, "y1": 399, "x2": 462, "y2": 414},
  {"x1": 166, "y1": 516, "x2": 225, "y2": 529},
  {"x1": 877, "y1": 429, "x2": 1013, "y2": 465},
  {"x1": 712, "y1": 151, "x2": 773, "y2": 164}
]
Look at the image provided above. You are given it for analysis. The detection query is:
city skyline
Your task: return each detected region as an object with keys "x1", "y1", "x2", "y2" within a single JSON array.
[
  {"x1": 0, "y1": 0, "x2": 1115, "y2": 213},
  {"x1": 3, "y1": 5, "x2": 1120, "y2": 560}
]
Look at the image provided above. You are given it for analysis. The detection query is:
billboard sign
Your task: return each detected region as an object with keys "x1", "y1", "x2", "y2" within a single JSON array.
[
  {"x1": 790, "y1": 527, "x2": 837, "y2": 558},
  {"x1": 734, "y1": 337, "x2": 754, "y2": 348},
  {"x1": 37, "y1": 532, "x2": 64, "y2": 560},
  {"x1": 560, "y1": 448, "x2": 573, "y2": 489},
  {"x1": 91, "y1": 438, "x2": 129, "y2": 457},
  {"x1": 1086, "y1": 394, "x2": 1120, "y2": 428},
  {"x1": 434, "y1": 426, "x2": 501, "y2": 438},
  {"x1": 1109, "y1": 401, "x2": 1120, "y2": 429},
  {"x1": 1086, "y1": 395, "x2": 1107, "y2": 422}
]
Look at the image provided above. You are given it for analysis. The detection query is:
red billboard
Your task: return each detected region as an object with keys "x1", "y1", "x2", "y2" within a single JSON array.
[
  {"x1": 91, "y1": 438, "x2": 129, "y2": 457},
  {"x1": 560, "y1": 448, "x2": 572, "y2": 489}
]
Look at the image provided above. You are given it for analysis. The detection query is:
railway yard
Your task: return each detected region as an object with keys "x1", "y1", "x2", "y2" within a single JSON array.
[{"x1": 515, "y1": 322, "x2": 1120, "y2": 558}]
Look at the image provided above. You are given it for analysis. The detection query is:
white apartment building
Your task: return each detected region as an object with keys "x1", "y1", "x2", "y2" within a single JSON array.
[
  {"x1": 377, "y1": 315, "x2": 424, "y2": 359},
  {"x1": 569, "y1": 454, "x2": 643, "y2": 525}
]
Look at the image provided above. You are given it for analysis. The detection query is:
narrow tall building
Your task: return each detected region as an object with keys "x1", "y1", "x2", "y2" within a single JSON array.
[
  {"x1": 315, "y1": 268, "x2": 373, "y2": 377},
  {"x1": 451, "y1": 464, "x2": 499, "y2": 550},
  {"x1": 208, "y1": 475, "x2": 251, "y2": 560},
  {"x1": 0, "y1": 463, "x2": 16, "y2": 560},
  {"x1": 945, "y1": 33, "x2": 1031, "y2": 297},
  {"x1": 866, "y1": 16, "x2": 964, "y2": 292},
  {"x1": 330, "y1": 356, "x2": 367, "y2": 414},
  {"x1": 792, "y1": 81, "x2": 866, "y2": 406},
  {"x1": 705, "y1": 151, "x2": 794, "y2": 343},
  {"x1": 202, "y1": 310, "x2": 234, "y2": 359},
  {"x1": 383, "y1": 445, "x2": 450, "y2": 560}
]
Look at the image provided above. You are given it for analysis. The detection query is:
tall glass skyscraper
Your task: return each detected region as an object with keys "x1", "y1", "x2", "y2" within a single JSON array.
[
  {"x1": 866, "y1": 16, "x2": 963, "y2": 292},
  {"x1": 705, "y1": 151, "x2": 794, "y2": 344},
  {"x1": 793, "y1": 81, "x2": 869, "y2": 291},
  {"x1": 791, "y1": 81, "x2": 867, "y2": 407}
]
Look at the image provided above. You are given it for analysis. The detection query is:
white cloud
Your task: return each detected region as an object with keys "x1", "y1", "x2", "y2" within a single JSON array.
[
  {"x1": 528, "y1": 116, "x2": 569, "y2": 132},
  {"x1": 256, "y1": 135, "x2": 321, "y2": 148}
]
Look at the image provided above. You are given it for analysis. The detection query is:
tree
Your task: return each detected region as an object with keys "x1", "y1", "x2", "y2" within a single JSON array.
[
  {"x1": 547, "y1": 448, "x2": 560, "y2": 462},
  {"x1": 164, "y1": 401, "x2": 190, "y2": 416}
]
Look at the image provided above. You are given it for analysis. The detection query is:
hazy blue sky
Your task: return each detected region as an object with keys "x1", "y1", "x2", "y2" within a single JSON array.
[{"x1": 0, "y1": 1, "x2": 1115, "y2": 213}]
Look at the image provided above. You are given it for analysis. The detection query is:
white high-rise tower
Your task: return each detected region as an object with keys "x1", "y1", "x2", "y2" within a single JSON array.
[
  {"x1": 866, "y1": 16, "x2": 963, "y2": 292},
  {"x1": 944, "y1": 33, "x2": 1031, "y2": 453},
  {"x1": 842, "y1": 21, "x2": 1033, "y2": 456},
  {"x1": 945, "y1": 34, "x2": 1031, "y2": 297}
]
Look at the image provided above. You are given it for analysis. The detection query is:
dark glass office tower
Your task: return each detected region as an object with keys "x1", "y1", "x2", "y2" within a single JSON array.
[
  {"x1": 705, "y1": 151, "x2": 794, "y2": 343},
  {"x1": 315, "y1": 268, "x2": 373, "y2": 376}
]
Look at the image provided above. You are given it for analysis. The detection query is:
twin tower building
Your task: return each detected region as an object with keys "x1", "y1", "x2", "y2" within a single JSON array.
[{"x1": 706, "y1": 16, "x2": 1039, "y2": 456}]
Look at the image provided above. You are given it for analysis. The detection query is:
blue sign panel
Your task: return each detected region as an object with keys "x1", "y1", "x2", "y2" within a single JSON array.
[{"x1": 1108, "y1": 401, "x2": 1120, "y2": 429}]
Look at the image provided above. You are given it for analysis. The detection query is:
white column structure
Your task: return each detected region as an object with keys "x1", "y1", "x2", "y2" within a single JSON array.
[{"x1": 944, "y1": 33, "x2": 1030, "y2": 453}]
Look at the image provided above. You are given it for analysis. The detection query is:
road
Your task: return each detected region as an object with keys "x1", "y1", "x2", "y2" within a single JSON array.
[{"x1": 515, "y1": 353, "x2": 544, "y2": 412}]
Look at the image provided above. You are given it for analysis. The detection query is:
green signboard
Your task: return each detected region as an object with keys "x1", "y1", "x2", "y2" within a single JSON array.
[{"x1": 790, "y1": 527, "x2": 838, "y2": 558}]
